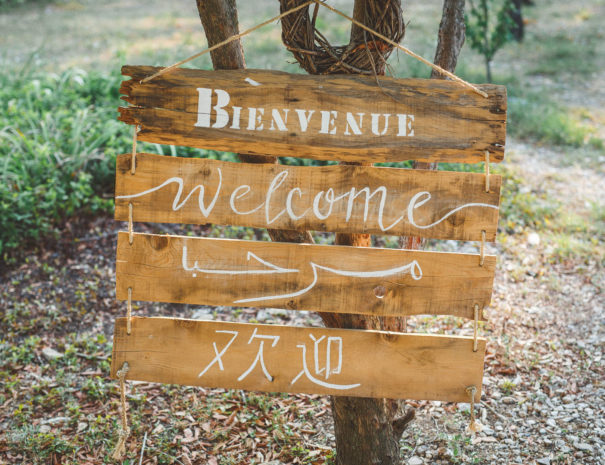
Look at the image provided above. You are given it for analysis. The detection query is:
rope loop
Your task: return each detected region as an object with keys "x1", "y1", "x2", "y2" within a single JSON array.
[
  {"x1": 473, "y1": 304, "x2": 479, "y2": 352},
  {"x1": 131, "y1": 125, "x2": 139, "y2": 175},
  {"x1": 465, "y1": 385, "x2": 483, "y2": 433},
  {"x1": 479, "y1": 230, "x2": 486, "y2": 266},
  {"x1": 111, "y1": 362, "x2": 130, "y2": 460},
  {"x1": 128, "y1": 203, "x2": 134, "y2": 245},
  {"x1": 127, "y1": 287, "x2": 133, "y2": 335},
  {"x1": 484, "y1": 151, "x2": 490, "y2": 193}
]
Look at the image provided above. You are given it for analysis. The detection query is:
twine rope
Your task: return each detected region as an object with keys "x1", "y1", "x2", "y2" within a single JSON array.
[
  {"x1": 473, "y1": 304, "x2": 479, "y2": 352},
  {"x1": 479, "y1": 230, "x2": 486, "y2": 266},
  {"x1": 131, "y1": 125, "x2": 138, "y2": 175},
  {"x1": 127, "y1": 287, "x2": 133, "y2": 335},
  {"x1": 315, "y1": 1, "x2": 487, "y2": 98},
  {"x1": 128, "y1": 203, "x2": 134, "y2": 245},
  {"x1": 140, "y1": 0, "x2": 315, "y2": 83},
  {"x1": 139, "y1": 0, "x2": 487, "y2": 98},
  {"x1": 112, "y1": 362, "x2": 131, "y2": 460},
  {"x1": 465, "y1": 385, "x2": 482, "y2": 433},
  {"x1": 484, "y1": 151, "x2": 490, "y2": 192}
]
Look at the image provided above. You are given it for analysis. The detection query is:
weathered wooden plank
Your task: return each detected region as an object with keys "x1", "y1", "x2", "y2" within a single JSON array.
[
  {"x1": 119, "y1": 66, "x2": 507, "y2": 164},
  {"x1": 115, "y1": 153, "x2": 501, "y2": 242},
  {"x1": 110, "y1": 317, "x2": 485, "y2": 402},
  {"x1": 116, "y1": 232, "x2": 495, "y2": 319}
]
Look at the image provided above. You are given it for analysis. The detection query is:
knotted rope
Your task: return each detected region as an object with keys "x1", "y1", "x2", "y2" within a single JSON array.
[{"x1": 112, "y1": 362, "x2": 131, "y2": 460}]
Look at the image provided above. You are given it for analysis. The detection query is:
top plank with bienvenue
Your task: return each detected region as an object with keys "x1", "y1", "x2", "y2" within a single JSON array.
[{"x1": 119, "y1": 66, "x2": 507, "y2": 164}]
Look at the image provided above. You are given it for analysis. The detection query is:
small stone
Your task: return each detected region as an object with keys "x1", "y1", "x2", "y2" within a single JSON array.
[
  {"x1": 39, "y1": 424, "x2": 51, "y2": 433},
  {"x1": 256, "y1": 310, "x2": 271, "y2": 321},
  {"x1": 77, "y1": 422, "x2": 87, "y2": 433},
  {"x1": 408, "y1": 457, "x2": 423, "y2": 465},
  {"x1": 42, "y1": 416, "x2": 69, "y2": 425},
  {"x1": 527, "y1": 232, "x2": 540, "y2": 246},
  {"x1": 574, "y1": 442, "x2": 594, "y2": 453},
  {"x1": 42, "y1": 347, "x2": 63, "y2": 360},
  {"x1": 546, "y1": 419, "x2": 557, "y2": 428},
  {"x1": 536, "y1": 458, "x2": 550, "y2": 465},
  {"x1": 191, "y1": 308, "x2": 213, "y2": 320},
  {"x1": 501, "y1": 396, "x2": 516, "y2": 404}
]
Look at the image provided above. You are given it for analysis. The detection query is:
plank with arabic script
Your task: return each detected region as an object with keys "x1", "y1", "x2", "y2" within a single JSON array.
[
  {"x1": 116, "y1": 232, "x2": 495, "y2": 319},
  {"x1": 115, "y1": 153, "x2": 501, "y2": 242},
  {"x1": 111, "y1": 317, "x2": 485, "y2": 402},
  {"x1": 119, "y1": 66, "x2": 507, "y2": 164}
]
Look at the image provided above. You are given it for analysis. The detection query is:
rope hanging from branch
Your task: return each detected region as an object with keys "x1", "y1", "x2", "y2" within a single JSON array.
[{"x1": 141, "y1": 0, "x2": 486, "y2": 98}]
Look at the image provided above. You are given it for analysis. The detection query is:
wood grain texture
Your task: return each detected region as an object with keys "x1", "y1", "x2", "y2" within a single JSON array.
[
  {"x1": 110, "y1": 317, "x2": 485, "y2": 402},
  {"x1": 115, "y1": 153, "x2": 501, "y2": 242},
  {"x1": 119, "y1": 66, "x2": 506, "y2": 164},
  {"x1": 116, "y1": 232, "x2": 495, "y2": 319}
]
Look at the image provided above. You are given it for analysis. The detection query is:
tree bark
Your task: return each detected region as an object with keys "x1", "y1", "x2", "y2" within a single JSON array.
[{"x1": 196, "y1": 1, "x2": 466, "y2": 463}]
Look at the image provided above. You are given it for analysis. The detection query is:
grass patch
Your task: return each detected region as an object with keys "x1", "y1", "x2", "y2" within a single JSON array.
[
  {"x1": 496, "y1": 163, "x2": 604, "y2": 265},
  {"x1": 507, "y1": 89, "x2": 596, "y2": 147}
]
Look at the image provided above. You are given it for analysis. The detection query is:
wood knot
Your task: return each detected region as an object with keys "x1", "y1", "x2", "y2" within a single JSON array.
[
  {"x1": 373, "y1": 285, "x2": 386, "y2": 299},
  {"x1": 149, "y1": 235, "x2": 168, "y2": 250}
]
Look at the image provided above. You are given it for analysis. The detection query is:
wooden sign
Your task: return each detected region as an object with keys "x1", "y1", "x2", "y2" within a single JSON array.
[
  {"x1": 119, "y1": 66, "x2": 507, "y2": 164},
  {"x1": 115, "y1": 153, "x2": 501, "y2": 242},
  {"x1": 111, "y1": 317, "x2": 485, "y2": 402},
  {"x1": 116, "y1": 232, "x2": 495, "y2": 319}
]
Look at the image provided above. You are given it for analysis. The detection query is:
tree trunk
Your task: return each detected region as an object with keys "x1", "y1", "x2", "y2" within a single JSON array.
[
  {"x1": 196, "y1": 1, "x2": 466, "y2": 463},
  {"x1": 195, "y1": 0, "x2": 314, "y2": 246},
  {"x1": 329, "y1": 2, "x2": 466, "y2": 464}
]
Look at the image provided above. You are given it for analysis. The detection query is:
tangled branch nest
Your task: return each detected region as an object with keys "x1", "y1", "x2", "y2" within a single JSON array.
[{"x1": 279, "y1": 0, "x2": 405, "y2": 75}]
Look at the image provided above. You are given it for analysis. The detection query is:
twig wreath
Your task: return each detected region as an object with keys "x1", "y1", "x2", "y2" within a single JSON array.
[{"x1": 279, "y1": 0, "x2": 405, "y2": 75}]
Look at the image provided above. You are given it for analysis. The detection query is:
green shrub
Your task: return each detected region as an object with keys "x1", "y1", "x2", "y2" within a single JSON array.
[
  {"x1": 0, "y1": 0, "x2": 52, "y2": 12},
  {"x1": 0, "y1": 66, "x2": 129, "y2": 255},
  {"x1": 0, "y1": 63, "x2": 229, "y2": 257}
]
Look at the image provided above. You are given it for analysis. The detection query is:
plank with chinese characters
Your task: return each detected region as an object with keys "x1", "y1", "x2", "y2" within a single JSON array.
[
  {"x1": 116, "y1": 232, "x2": 495, "y2": 320},
  {"x1": 119, "y1": 66, "x2": 507, "y2": 164},
  {"x1": 115, "y1": 153, "x2": 501, "y2": 242},
  {"x1": 110, "y1": 317, "x2": 485, "y2": 402}
]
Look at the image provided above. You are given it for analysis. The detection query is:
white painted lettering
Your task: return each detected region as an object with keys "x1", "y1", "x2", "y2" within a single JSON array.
[
  {"x1": 231, "y1": 106, "x2": 242, "y2": 129},
  {"x1": 313, "y1": 188, "x2": 349, "y2": 220},
  {"x1": 265, "y1": 171, "x2": 289, "y2": 224},
  {"x1": 344, "y1": 112, "x2": 364, "y2": 136},
  {"x1": 346, "y1": 186, "x2": 403, "y2": 231},
  {"x1": 194, "y1": 87, "x2": 212, "y2": 128},
  {"x1": 247, "y1": 107, "x2": 264, "y2": 131},
  {"x1": 212, "y1": 89, "x2": 231, "y2": 129},
  {"x1": 371, "y1": 113, "x2": 390, "y2": 136},
  {"x1": 295, "y1": 109, "x2": 315, "y2": 133},
  {"x1": 269, "y1": 109, "x2": 289, "y2": 131},
  {"x1": 230, "y1": 185, "x2": 264, "y2": 215},
  {"x1": 319, "y1": 110, "x2": 338, "y2": 135},
  {"x1": 286, "y1": 187, "x2": 309, "y2": 220}
]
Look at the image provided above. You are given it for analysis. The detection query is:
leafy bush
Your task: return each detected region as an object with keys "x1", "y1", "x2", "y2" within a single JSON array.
[
  {"x1": 0, "y1": 66, "x2": 130, "y2": 255},
  {"x1": 0, "y1": 0, "x2": 51, "y2": 12},
  {"x1": 0, "y1": 63, "x2": 221, "y2": 257}
]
